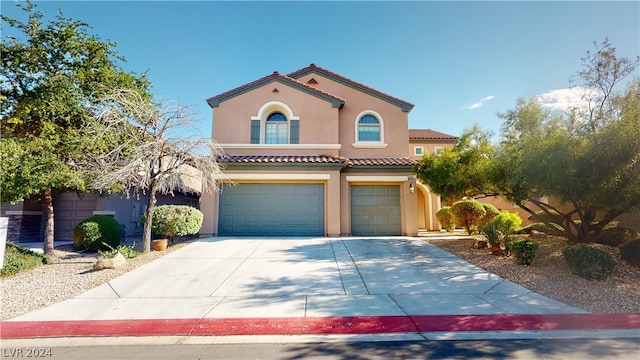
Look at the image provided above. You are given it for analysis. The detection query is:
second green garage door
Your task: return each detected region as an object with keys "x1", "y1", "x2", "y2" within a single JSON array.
[
  {"x1": 218, "y1": 183, "x2": 324, "y2": 236},
  {"x1": 351, "y1": 185, "x2": 401, "y2": 236}
]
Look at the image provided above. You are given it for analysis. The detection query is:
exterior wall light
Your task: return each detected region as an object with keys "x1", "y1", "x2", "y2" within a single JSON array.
[{"x1": 409, "y1": 182, "x2": 415, "y2": 194}]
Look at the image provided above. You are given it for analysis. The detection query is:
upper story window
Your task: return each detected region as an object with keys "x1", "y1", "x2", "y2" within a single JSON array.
[
  {"x1": 352, "y1": 110, "x2": 387, "y2": 148},
  {"x1": 414, "y1": 146, "x2": 424, "y2": 156},
  {"x1": 265, "y1": 112, "x2": 288, "y2": 144},
  {"x1": 250, "y1": 101, "x2": 300, "y2": 145},
  {"x1": 357, "y1": 114, "x2": 380, "y2": 141}
]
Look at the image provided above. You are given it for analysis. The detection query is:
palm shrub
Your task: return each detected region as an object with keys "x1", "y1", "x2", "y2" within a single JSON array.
[
  {"x1": 147, "y1": 205, "x2": 204, "y2": 242},
  {"x1": 73, "y1": 215, "x2": 122, "y2": 251},
  {"x1": 435, "y1": 206, "x2": 455, "y2": 232},
  {"x1": 562, "y1": 245, "x2": 617, "y2": 280},
  {"x1": 451, "y1": 200, "x2": 486, "y2": 235}
]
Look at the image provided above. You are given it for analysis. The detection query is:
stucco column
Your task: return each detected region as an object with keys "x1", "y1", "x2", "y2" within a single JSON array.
[
  {"x1": 200, "y1": 190, "x2": 219, "y2": 237},
  {"x1": 326, "y1": 171, "x2": 341, "y2": 237},
  {"x1": 403, "y1": 178, "x2": 419, "y2": 236}
]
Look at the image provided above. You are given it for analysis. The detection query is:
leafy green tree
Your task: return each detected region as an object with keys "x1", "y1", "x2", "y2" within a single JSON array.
[
  {"x1": 414, "y1": 125, "x2": 496, "y2": 202},
  {"x1": 0, "y1": 1, "x2": 150, "y2": 255},
  {"x1": 416, "y1": 40, "x2": 640, "y2": 243},
  {"x1": 415, "y1": 40, "x2": 640, "y2": 243}
]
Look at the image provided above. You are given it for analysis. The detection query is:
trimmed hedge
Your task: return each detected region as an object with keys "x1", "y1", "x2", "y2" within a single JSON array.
[
  {"x1": 149, "y1": 205, "x2": 203, "y2": 240},
  {"x1": 510, "y1": 238, "x2": 539, "y2": 266},
  {"x1": 562, "y1": 245, "x2": 617, "y2": 280},
  {"x1": 73, "y1": 215, "x2": 122, "y2": 251},
  {"x1": 435, "y1": 206, "x2": 455, "y2": 232},
  {"x1": 620, "y1": 239, "x2": 640, "y2": 268},
  {"x1": 594, "y1": 227, "x2": 638, "y2": 247},
  {"x1": 479, "y1": 203, "x2": 500, "y2": 226},
  {"x1": 493, "y1": 211, "x2": 523, "y2": 234},
  {"x1": 451, "y1": 200, "x2": 486, "y2": 235}
]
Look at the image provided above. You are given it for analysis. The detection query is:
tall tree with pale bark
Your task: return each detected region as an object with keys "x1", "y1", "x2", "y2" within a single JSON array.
[
  {"x1": 0, "y1": 1, "x2": 150, "y2": 255},
  {"x1": 86, "y1": 89, "x2": 226, "y2": 252}
]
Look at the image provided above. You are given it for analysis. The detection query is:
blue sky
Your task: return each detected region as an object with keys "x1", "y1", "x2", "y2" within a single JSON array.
[{"x1": 3, "y1": 1, "x2": 639, "y2": 139}]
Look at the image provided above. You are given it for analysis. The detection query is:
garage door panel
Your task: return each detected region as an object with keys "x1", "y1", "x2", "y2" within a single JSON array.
[
  {"x1": 219, "y1": 183, "x2": 324, "y2": 236},
  {"x1": 351, "y1": 185, "x2": 401, "y2": 236}
]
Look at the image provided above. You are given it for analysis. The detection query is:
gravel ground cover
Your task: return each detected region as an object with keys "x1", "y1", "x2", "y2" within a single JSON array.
[
  {"x1": 2, "y1": 235, "x2": 639, "y2": 321},
  {"x1": 1, "y1": 239, "x2": 192, "y2": 321},
  {"x1": 429, "y1": 236, "x2": 640, "y2": 314}
]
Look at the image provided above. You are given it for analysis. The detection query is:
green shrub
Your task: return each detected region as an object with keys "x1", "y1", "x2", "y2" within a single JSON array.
[
  {"x1": 620, "y1": 239, "x2": 640, "y2": 268},
  {"x1": 510, "y1": 238, "x2": 539, "y2": 266},
  {"x1": 594, "y1": 227, "x2": 638, "y2": 247},
  {"x1": 480, "y1": 220, "x2": 509, "y2": 247},
  {"x1": 436, "y1": 206, "x2": 455, "y2": 232},
  {"x1": 148, "y1": 205, "x2": 203, "y2": 240},
  {"x1": 73, "y1": 215, "x2": 122, "y2": 251},
  {"x1": 493, "y1": 211, "x2": 523, "y2": 234},
  {"x1": 451, "y1": 200, "x2": 486, "y2": 235},
  {"x1": 562, "y1": 245, "x2": 617, "y2": 280},
  {"x1": 1, "y1": 243, "x2": 50, "y2": 277},
  {"x1": 98, "y1": 242, "x2": 141, "y2": 259},
  {"x1": 479, "y1": 203, "x2": 500, "y2": 226}
]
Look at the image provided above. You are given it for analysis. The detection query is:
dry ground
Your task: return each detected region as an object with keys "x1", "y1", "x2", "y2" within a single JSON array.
[{"x1": 429, "y1": 235, "x2": 640, "y2": 313}]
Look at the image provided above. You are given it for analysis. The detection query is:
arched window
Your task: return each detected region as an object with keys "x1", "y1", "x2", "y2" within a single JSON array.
[
  {"x1": 357, "y1": 114, "x2": 381, "y2": 141},
  {"x1": 265, "y1": 112, "x2": 288, "y2": 144}
]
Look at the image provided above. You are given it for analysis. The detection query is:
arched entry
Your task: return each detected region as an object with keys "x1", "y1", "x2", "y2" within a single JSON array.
[{"x1": 416, "y1": 182, "x2": 440, "y2": 231}]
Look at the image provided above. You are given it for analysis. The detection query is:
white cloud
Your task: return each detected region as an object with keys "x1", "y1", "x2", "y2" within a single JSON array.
[
  {"x1": 467, "y1": 95, "x2": 495, "y2": 110},
  {"x1": 536, "y1": 86, "x2": 593, "y2": 112}
]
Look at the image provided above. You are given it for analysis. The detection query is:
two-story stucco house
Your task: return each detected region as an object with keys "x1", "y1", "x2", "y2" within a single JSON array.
[{"x1": 200, "y1": 64, "x2": 455, "y2": 237}]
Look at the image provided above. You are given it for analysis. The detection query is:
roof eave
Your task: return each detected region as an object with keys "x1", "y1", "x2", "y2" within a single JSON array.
[{"x1": 206, "y1": 76, "x2": 345, "y2": 109}]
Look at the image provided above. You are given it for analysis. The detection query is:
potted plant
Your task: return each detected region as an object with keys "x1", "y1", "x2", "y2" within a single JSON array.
[{"x1": 148, "y1": 205, "x2": 204, "y2": 251}]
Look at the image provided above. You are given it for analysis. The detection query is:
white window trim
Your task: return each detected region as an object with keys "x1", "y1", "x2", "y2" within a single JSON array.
[
  {"x1": 226, "y1": 173, "x2": 331, "y2": 181},
  {"x1": 434, "y1": 146, "x2": 444, "y2": 156},
  {"x1": 352, "y1": 110, "x2": 387, "y2": 148},
  {"x1": 221, "y1": 144, "x2": 341, "y2": 150},
  {"x1": 251, "y1": 101, "x2": 300, "y2": 144},
  {"x1": 414, "y1": 146, "x2": 424, "y2": 156},
  {"x1": 346, "y1": 175, "x2": 409, "y2": 182}
]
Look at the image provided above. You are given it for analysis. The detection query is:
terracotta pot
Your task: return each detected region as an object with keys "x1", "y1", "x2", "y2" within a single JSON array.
[{"x1": 152, "y1": 239, "x2": 168, "y2": 251}]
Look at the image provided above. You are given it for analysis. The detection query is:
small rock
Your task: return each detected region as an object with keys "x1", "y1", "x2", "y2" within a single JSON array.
[
  {"x1": 472, "y1": 239, "x2": 488, "y2": 249},
  {"x1": 94, "y1": 252, "x2": 126, "y2": 270}
]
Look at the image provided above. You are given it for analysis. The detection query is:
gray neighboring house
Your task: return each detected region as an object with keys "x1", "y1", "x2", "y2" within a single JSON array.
[{"x1": 1, "y1": 191, "x2": 199, "y2": 243}]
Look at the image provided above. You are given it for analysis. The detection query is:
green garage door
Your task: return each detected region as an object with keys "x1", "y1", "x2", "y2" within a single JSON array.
[
  {"x1": 219, "y1": 183, "x2": 324, "y2": 236},
  {"x1": 351, "y1": 185, "x2": 401, "y2": 236}
]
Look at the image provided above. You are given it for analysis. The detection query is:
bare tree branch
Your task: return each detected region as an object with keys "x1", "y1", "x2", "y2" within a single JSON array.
[{"x1": 83, "y1": 88, "x2": 228, "y2": 252}]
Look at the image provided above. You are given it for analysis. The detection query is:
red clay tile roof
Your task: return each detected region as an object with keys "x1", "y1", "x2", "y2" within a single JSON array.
[
  {"x1": 218, "y1": 154, "x2": 416, "y2": 168},
  {"x1": 219, "y1": 154, "x2": 348, "y2": 165},
  {"x1": 347, "y1": 157, "x2": 416, "y2": 167},
  {"x1": 287, "y1": 64, "x2": 414, "y2": 112},
  {"x1": 409, "y1": 129, "x2": 458, "y2": 140},
  {"x1": 206, "y1": 71, "x2": 345, "y2": 108}
]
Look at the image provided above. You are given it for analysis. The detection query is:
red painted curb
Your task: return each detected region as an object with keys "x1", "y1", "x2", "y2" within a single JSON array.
[
  {"x1": 1, "y1": 314, "x2": 639, "y2": 339},
  {"x1": 410, "y1": 313, "x2": 640, "y2": 332}
]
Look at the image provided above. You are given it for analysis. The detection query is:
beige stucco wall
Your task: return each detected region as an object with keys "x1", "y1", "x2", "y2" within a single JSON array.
[
  {"x1": 212, "y1": 82, "x2": 340, "y2": 146},
  {"x1": 295, "y1": 73, "x2": 410, "y2": 158},
  {"x1": 409, "y1": 139, "x2": 456, "y2": 159}
]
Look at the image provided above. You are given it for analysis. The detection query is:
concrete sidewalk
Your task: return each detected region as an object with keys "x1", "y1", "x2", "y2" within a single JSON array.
[{"x1": 2, "y1": 237, "x2": 639, "y2": 341}]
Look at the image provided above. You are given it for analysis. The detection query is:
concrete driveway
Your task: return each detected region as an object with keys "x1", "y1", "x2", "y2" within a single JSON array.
[{"x1": 9, "y1": 236, "x2": 585, "y2": 323}]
